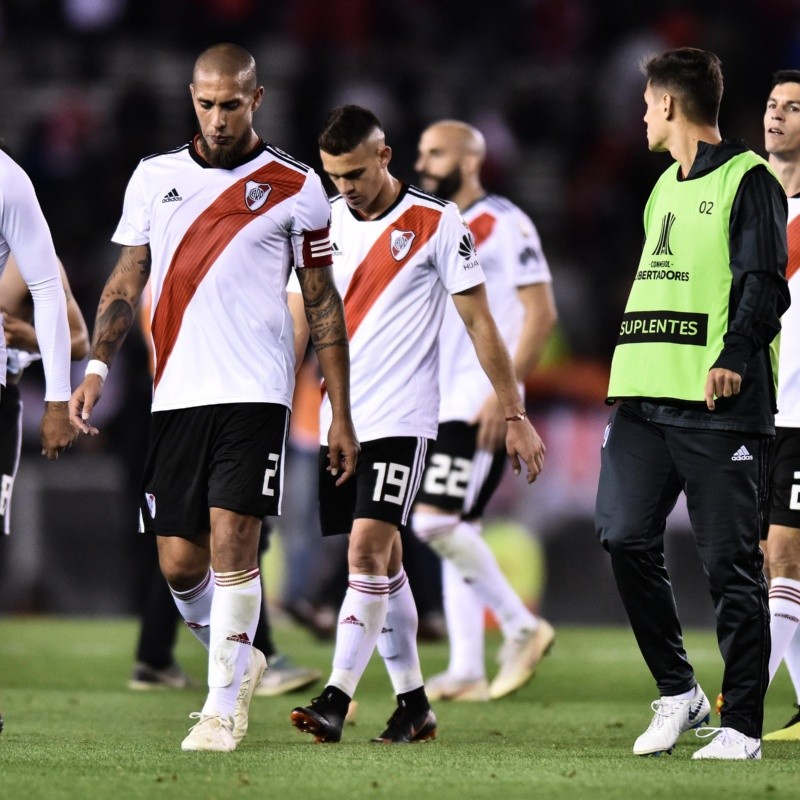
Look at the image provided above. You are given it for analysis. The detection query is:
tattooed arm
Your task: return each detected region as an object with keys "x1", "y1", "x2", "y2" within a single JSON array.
[
  {"x1": 295, "y1": 266, "x2": 359, "y2": 483},
  {"x1": 69, "y1": 244, "x2": 151, "y2": 434}
]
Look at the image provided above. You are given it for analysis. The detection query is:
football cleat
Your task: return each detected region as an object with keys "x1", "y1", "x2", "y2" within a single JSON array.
[
  {"x1": 763, "y1": 705, "x2": 800, "y2": 741},
  {"x1": 692, "y1": 727, "x2": 761, "y2": 760},
  {"x1": 291, "y1": 689, "x2": 348, "y2": 743},
  {"x1": 633, "y1": 686, "x2": 711, "y2": 756},
  {"x1": 489, "y1": 619, "x2": 555, "y2": 699},
  {"x1": 254, "y1": 654, "x2": 322, "y2": 697},
  {"x1": 426, "y1": 671, "x2": 490, "y2": 702},
  {"x1": 371, "y1": 705, "x2": 437, "y2": 744},
  {"x1": 128, "y1": 660, "x2": 198, "y2": 691},
  {"x1": 232, "y1": 647, "x2": 267, "y2": 743},
  {"x1": 180, "y1": 712, "x2": 236, "y2": 752}
]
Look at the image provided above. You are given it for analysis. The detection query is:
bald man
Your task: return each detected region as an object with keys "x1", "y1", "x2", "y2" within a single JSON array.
[
  {"x1": 412, "y1": 121, "x2": 557, "y2": 701},
  {"x1": 69, "y1": 43, "x2": 358, "y2": 752}
]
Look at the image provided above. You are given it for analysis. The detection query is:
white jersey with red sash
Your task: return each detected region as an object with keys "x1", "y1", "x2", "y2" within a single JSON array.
[
  {"x1": 295, "y1": 184, "x2": 485, "y2": 442},
  {"x1": 776, "y1": 195, "x2": 800, "y2": 427},
  {"x1": 438, "y1": 194, "x2": 551, "y2": 422},
  {"x1": 112, "y1": 139, "x2": 333, "y2": 412}
]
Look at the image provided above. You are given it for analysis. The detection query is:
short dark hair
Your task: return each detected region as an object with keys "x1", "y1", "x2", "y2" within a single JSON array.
[
  {"x1": 771, "y1": 69, "x2": 800, "y2": 90},
  {"x1": 318, "y1": 105, "x2": 383, "y2": 155},
  {"x1": 643, "y1": 47, "x2": 723, "y2": 126}
]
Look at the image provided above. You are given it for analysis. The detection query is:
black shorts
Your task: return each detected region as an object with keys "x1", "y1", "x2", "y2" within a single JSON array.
[
  {"x1": 0, "y1": 384, "x2": 22, "y2": 535},
  {"x1": 139, "y1": 403, "x2": 290, "y2": 537},
  {"x1": 319, "y1": 437, "x2": 429, "y2": 536},
  {"x1": 414, "y1": 421, "x2": 506, "y2": 519},
  {"x1": 768, "y1": 426, "x2": 800, "y2": 530}
]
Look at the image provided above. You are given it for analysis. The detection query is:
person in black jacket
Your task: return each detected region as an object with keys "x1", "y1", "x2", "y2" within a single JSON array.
[{"x1": 595, "y1": 48, "x2": 789, "y2": 760}]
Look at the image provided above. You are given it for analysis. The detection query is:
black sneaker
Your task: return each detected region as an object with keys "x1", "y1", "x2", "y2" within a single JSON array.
[
  {"x1": 372, "y1": 705, "x2": 437, "y2": 744},
  {"x1": 291, "y1": 688, "x2": 348, "y2": 743}
]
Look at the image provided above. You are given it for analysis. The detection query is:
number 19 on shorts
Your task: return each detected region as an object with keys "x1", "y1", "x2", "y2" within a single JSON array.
[{"x1": 372, "y1": 462, "x2": 410, "y2": 505}]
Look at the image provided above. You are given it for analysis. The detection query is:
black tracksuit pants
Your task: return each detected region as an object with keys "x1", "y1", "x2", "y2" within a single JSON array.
[{"x1": 595, "y1": 402, "x2": 771, "y2": 739}]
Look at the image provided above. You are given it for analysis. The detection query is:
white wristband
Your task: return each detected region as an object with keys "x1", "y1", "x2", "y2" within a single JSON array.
[{"x1": 85, "y1": 359, "x2": 109, "y2": 383}]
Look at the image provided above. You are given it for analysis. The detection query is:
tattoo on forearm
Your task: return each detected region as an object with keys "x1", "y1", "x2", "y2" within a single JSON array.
[
  {"x1": 91, "y1": 246, "x2": 148, "y2": 364},
  {"x1": 297, "y1": 268, "x2": 349, "y2": 352},
  {"x1": 93, "y1": 299, "x2": 134, "y2": 363}
]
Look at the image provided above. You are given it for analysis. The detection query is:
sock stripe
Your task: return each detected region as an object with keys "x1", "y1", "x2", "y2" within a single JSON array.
[
  {"x1": 770, "y1": 587, "x2": 800, "y2": 605},
  {"x1": 215, "y1": 567, "x2": 260, "y2": 587},
  {"x1": 349, "y1": 578, "x2": 390, "y2": 595},
  {"x1": 388, "y1": 570, "x2": 408, "y2": 595},
  {"x1": 171, "y1": 570, "x2": 211, "y2": 602}
]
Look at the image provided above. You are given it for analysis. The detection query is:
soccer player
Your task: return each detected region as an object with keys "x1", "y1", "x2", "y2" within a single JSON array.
[
  {"x1": 0, "y1": 254, "x2": 89, "y2": 535},
  {"x1": 412, "y1": 121, "x2": 557, "y2": 701},
  {"x1": 69, "y1": 44, "x2": 358, "y2": 752},
  {"x1": 596, "y1": 48, "x2": 788, "y2": 760},
  {"x1": 761, "y1": 70, "x2": 800, "y2": 742},
  {"x1": 289, "y1": 105, "x2": 545, "y2": 744},
  {"x1": 0, "y1": 147, "x2": 75, "y2": 460}
]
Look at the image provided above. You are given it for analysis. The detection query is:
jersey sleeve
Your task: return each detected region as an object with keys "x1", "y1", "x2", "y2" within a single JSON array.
[
  {"x1": 290, "y1": 169, "x2": 333, "y2": 269},
  {"x1": 111, "y1": 163, "x2": 150, "y2": 245},
  {"x1": 435, "y1": 201, "x2": 486, "y2": 294},
  {"x1": 509, "y1": 207, "x2": 552, "y2": 287},
  {"x1": 0, "y1": 158, "x2": 71, "y2": 400}
]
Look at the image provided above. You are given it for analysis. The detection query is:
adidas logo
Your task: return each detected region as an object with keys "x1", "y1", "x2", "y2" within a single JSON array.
[
  {"x1": 162, "y1": 188, "x2": 182, "y2": 203},
  {"x1": 226, "y1": 632, "x2": 251, "y2": 644},
  {"x1": 731, "y1": 446, "x2": 754, "y2": 462},
  {"x1": 340, "y1": 614, "x2": 364, "y2": 627}
]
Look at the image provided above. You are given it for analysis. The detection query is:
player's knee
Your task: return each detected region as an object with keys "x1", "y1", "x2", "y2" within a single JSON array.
[
  {"x1": 597, "y1": 521, "x2": 646, "y2": 555},
  {"x1": 411, "y1": 511, "x2": 460, "y2": 544}
]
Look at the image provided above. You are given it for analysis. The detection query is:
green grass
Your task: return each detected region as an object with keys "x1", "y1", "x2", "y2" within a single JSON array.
[{"x1": 0, "y1": 618, "x2": 798, "y2": 799}]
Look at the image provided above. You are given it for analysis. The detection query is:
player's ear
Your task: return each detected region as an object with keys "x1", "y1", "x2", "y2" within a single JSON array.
[
  {"x1": 379, "y1": 145, "x2": 392, "y2": 168},
  {"x1": 252, "y1": 85, "x2": 265, "y2": 112}
]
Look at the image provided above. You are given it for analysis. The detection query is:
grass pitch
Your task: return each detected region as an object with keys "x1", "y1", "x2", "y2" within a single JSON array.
[{"x1": 0, "y1": 618, "x2": 797, "y2": 800}]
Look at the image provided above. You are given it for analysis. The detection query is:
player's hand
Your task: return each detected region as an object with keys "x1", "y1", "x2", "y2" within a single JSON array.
[
  {"x1": 704, "y1": 367, "x2": 742, "y2": 411},
  {"x1": 1, "y1": 309, "x2": 38, "y2": 352},
  {"x1": 69, "y1": 376, "x2": 103, "y2": 435},
  {"x1": 505, "y1": 416, "x2": 545, "y2": 484},
  {"x1": 39, "y1": 401, "x2": 78, "y2": 460},
  {"x1": 472, "y1": 394, "x2": 507, "y2": 452},
  {"x1": 326, "y1": 416, "x2": 360, "y2": 486}
]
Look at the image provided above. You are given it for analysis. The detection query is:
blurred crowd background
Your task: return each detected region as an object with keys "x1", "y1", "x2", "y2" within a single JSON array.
[{"x1": 1, "y1": 0, "x2": 798, "y2": 622}]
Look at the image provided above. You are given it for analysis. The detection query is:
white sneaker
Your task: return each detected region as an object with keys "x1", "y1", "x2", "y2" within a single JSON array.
[
  {"x1": 426, "y1": 671, "x2": 490, "y2": 701},
  {"x1": 633, "y1": 687, "x2": 711, "y2": 755},
  {"x1": 232, "y1": 647, "x2": 267, "y2": 743},
  {"x1": 489, "y1": 619, "x2": 555, "y2": 699},
  {"x1": 691, "y1": 727, "x2": 762, "y2": 760},
  {"x1": 254, "y1": 654, "x2": 322, "y2": 697},
  {"x1": 181, "y1": 713, "x2": 236, "y2": 752}
]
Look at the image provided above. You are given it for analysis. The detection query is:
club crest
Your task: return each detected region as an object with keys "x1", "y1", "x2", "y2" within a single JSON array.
[
  {"x1": 390, "y1": 229, "x2": 416, "y2": 261},
  {"x1": 245, "y1": 180, "x2": 272, "y2": 212}
]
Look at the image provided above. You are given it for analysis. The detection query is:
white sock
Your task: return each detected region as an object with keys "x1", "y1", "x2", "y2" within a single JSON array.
[
  {"x1": 442, "y1": 558, "x2": 486, "y2": 680},
  {"x1": 169, "y1": 570, "x2": 214, "y2": 649},
  {"x1": 328, "y1": 574, "x2": 389, "y2": 698},
  {"x1": 202, "y1": 568, "x2": 262, "y2": 717},
  {"x1": 377, "y1": 569, "x2": 424, "y2": 694},
  {"x1": 663, "y1": 685, "x2": 697, "y2": 702},
  {"x1": 769, "y1": 577, "x2": 800, "y2": 685},
  {"x1": 424, "y1": 518, "x2": 536, "y2": 639},
  {"x1": 785, "y1": 624, "x2": 800, "y2": 706}
]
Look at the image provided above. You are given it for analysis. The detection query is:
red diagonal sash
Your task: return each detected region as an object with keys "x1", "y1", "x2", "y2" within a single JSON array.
[
  {"x1": 787, "y1": 213, "x2": 800, "y2": 282},
  {"x1": 468, "y1": 212, "x2": 496, "y2": 248},
  {"x1": 152, "y1": 161, "x2": 304, "y2": 388},
  {"x1": 342, "y1": 204, "x2": 442, "y2": 340}
]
